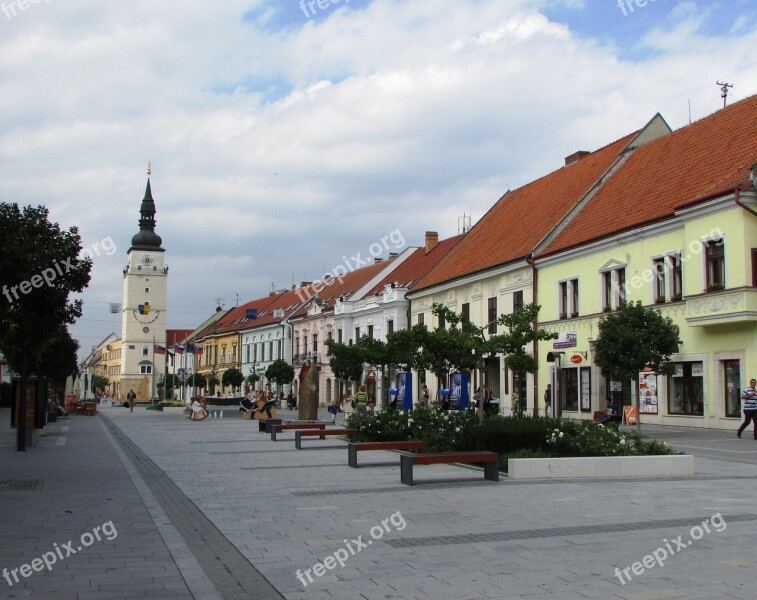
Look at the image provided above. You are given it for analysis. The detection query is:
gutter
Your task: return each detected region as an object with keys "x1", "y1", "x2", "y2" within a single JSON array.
[
  {"x1": 734, "y1": 177, "x2": 757, "y2": 217},
  {"x1": 526, "y1": 252, "x2": 539, "y2": 418}
]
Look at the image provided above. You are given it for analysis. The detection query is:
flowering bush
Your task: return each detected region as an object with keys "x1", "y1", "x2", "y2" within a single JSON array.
[
  {"x1": 346, "y1": 405, "x2": 479, "y2": 452},
  {"x1": 547, "y1": 422, "x2": 677, "y2": 457}
]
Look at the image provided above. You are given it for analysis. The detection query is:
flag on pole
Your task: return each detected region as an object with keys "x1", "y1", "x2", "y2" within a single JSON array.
[
  {"x1": 154, "y1": 345, "x2": 166, "y2": 355},
  {"x1": 173, "y1": 344, "x2": 185, "y2": 354}
]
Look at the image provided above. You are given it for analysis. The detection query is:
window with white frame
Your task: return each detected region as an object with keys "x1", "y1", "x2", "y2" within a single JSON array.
[
  {"x1": 559, "y1": 279, "x2": 579, "y2": 317},
  {"x1": 601, "y1": 268, "x2": 626, "y2": 311}
]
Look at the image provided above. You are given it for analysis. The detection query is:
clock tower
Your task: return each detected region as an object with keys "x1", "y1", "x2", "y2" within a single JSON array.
[{"x1": 120, "y1": 168, "x2": 168, "y2": 402}]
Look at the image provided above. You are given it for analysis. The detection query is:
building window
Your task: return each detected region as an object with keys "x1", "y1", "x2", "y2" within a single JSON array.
[
  {"x1": 387, "y1": 320, "x2": 394, "y2": 335},
  {"x1": 144, "y1": 287, "x2": 150, "y2": 293},
  {"x1": 668, "y1": 362, "x2": 704, "y2": 415},
  {"x1": 337, "y1": 329, "x2": 343, "y2": 344},
  {"x1": 438, "y1": 313, "x2": 445, "y2": 330},
  {"x1": 312, "y1": 334, "x2": 318, "y2": 354},
  {"x1": 355, "y1": 327, "x2": 360, "y2": 341},
  {"x1": 142, "y1": 346, "x2": 149, "y2": 356},
  {"x1": 140, "y1": 365, "x2": 152, "y2": 374},
  {"x1": 653, "y1": 257, "x2": 666, "y2": 303},
  {"x1": 269, "y1": 341, "x2": 274, "y2": 360},
  {"x1": 558, "y1": 281, "x2": 568, "y2": 318},
  {"x1": 669, "y1": 253, "x2": 683, "y2": 300},
  {"x1": 724, "y1": 360, "x2": 741, "y2": 418},
  {"x1": 418, "y1": 313, "x2": 424, "y2": 326},
  {"x1": 570, "y1": 280, "x2": 578, "y2": 317},
  {"x1": 487, "y1": 297, "x2": 497, "y2": 334},
  {"x1": 512, "y1": 292, "x2": 523, "y2": 314},
  {"x1": 615, "y1": 268, "x2": 626, "y2": 309},
  {"x1": 705, "y1": 238, "x2": 725, "y2": 290},
  {"x1": 602, "y1": 271, "x2": 613, "y2": 311},
  {"x1": 367, "y1": 325, "x2": 374, "y2": 339},
  {"x1": 560, "y1": 368, "x2": 579, "y2": 412},
  {"x1": 461, "y1": 303, "x2": 470, "y2": 322}
]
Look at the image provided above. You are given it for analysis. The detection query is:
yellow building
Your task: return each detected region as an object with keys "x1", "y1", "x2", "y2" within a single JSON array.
[
  {"x1": 409, "y1": 117, "x2": 670, "y2": 413},
  {"x1": 535, "y1": 95, "x2": 757, "y2": 430},
  {"x1": 102, "y1": 338, "x2": 123, "y2": 399}
]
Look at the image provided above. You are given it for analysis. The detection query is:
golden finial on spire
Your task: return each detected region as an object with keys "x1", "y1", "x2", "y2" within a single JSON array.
[{"x1": 147, "y1": 161, "x2": 152, "y2": 178}]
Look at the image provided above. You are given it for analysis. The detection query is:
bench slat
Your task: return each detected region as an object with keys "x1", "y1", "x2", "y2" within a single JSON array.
[
  {"x1": 347, "y1": 440, "x2": 429, "y2": 468},
  {"x1": 400, "y1": 451, "x2": 499, "y2": 485},
  {"x1": 295, "y1": 428, "x2": 358, "y2": 449}
]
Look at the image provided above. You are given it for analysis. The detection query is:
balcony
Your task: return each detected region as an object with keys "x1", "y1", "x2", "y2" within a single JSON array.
[{"x1": 685, "y1": 287, "x2": 757, "y2": 326}]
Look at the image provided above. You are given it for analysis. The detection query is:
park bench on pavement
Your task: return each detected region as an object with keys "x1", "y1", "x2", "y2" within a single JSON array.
[
  {"x1": 347, "y1": 440, "x2": 429, "y2": 468},
  {"x1": 270, "y1": 422, "x2": 326, "y2": 441},
  {"x1": 399, "y1": 450, "x2": 499, "y2": 485},
  {"x1": 295, "y1": 428, "x2": 357, "y2": 449}
]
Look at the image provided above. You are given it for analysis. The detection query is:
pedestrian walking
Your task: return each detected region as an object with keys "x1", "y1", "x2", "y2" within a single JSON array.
[
  {"x1": 737, "y1": 378, "x2": 757, "y2": 439},
  {"x1": 127, "y1": 389, "x2": 136, "y2": 413},
  {"x1": 544, "y1": 384, "x2": 552, "y2": 418},
  {"x1": 355, "y1": 385, "x2": 368, "y2": 414},
  {"x1": 328, "y1": 398, "x2": 340, "y2": 424}
]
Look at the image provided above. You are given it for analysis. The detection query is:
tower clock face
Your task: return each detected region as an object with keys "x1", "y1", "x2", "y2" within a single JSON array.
[{"x1": 142, "y1": 255, "x2": 154, "y2": 265}]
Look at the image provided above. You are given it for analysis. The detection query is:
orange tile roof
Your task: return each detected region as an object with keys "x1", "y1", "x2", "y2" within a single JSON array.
[
  {"x1": 414, "y1": 132, "x2": 637, "y2": 291},
  {"x1": 367, "y1": 235, "x2": 463, "y2": 296},
  {"x1": 199, "y1": 295, "x2": 282, "y2": 337},
  {"x1": 238, "y1": 288, "x2": 313, "y2": 331},
  {"x1": 541, "y1": 95, "x2": 757, "y2": 256},
  {"x1": 291, "y1": 258, "x2": 398, "y2": 318}
]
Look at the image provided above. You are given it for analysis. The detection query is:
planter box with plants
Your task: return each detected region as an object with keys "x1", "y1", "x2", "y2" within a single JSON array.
[{"x1": 508, "y1": 454, "x2": 693, "y2": 479}]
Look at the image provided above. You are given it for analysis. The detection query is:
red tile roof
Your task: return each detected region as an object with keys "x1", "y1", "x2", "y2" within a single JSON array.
[
  {"x1": 413, "y1": 133, "x2": 637, "y2": 291},
  {"x1": 198, "y1": 295, "x2": 282, "y2": 337},
  {"x1": 291, "y1": 258, "x2": 398, "y2": 317},
  {"x1": 166, "y1": 329, "x2": 193, "y2": 345},
  {"x1": 367, "y1": 235, "x2": 463, "y2": 296},
  {"x1": 541, "y1": 95, "x2": 757, "y2": 256}
]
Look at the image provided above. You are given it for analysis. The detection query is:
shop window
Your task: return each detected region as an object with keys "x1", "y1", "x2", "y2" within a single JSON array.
[
  {"x1": 668, "y1": 362, "x2": 704, "y2": 415},
  {"x1": 560, "y1": 368, "x2": 579, "y2": 412},
  {"x1": 724, "y1": 360, "x2": 741, "y2": 418}
]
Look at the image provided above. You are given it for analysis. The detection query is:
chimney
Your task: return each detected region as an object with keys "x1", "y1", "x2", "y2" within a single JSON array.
[
  {"x1": 565, "y1": 151, "x2": 590, "y2": 167},
  {"x1": 425, "y1": 231, "x2": 439, "y2": 254}
]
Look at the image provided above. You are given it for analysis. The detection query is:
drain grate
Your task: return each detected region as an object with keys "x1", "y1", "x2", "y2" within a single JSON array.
[{"x1": 0, "y1": 479, "x2": 42, "y2": 491}]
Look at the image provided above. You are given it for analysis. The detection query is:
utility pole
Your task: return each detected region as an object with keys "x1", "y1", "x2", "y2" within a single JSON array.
[{"x1": 716, "y1": 81, "x2": 733, "y2": 108}]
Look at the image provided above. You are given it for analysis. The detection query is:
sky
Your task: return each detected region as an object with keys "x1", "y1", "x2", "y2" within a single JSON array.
[{"x1": 0, "y1": 0, "x2": 755, "y2": 360}]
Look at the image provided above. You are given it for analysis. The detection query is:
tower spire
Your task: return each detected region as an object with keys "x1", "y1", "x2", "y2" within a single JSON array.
[{"x1": 130, "y1": 165, "x2": 163, "y2": 251}]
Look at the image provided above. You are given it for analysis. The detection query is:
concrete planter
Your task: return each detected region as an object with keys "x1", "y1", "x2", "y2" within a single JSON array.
[{"x1": 508, "y1": 455, "x2": 693, "y2": 480}]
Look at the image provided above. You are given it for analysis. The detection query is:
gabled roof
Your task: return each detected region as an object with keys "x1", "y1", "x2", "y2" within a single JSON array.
[
  {"x1": 200, "y1": 294, "x2": 283, "y2": 337},
  {"x1": 180, "y1": 309, "x2": 229, "y2": 344},
  {"x1": 238, "y1": 287, "x2": 315, "y2": 333},
  {"x1": 541, "y1": 94, "x2": 757, "y2": 257},
  {"x1": 291, "y1": 258, "x2": 398, "y2": 318},
  {"x1": 413, "y1": 132, "x2": 638, "y2": 291},
  {"x1": 367, "y1": 235, "x2": 463, "y2": 296},
  {"x1": 166, "y1": 329, "x2": 193, "y2": 345}
]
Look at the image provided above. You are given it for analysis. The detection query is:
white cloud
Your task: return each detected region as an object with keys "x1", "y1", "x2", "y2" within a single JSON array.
[{"x1": 0, "y1": 0, "x2": 755, "y2": 355}]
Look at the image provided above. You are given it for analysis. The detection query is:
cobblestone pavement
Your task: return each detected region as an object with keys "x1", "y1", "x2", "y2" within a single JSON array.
[{"x1": 2, "y1": 406, "x2": 757, "y2": 599}]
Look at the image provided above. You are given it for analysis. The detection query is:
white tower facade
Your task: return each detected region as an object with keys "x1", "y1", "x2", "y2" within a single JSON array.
[{"x1": 119, "y1": 176, "x2": 168, "y2": 402}]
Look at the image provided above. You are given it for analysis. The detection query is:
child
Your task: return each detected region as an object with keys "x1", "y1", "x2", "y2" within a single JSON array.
[{"x1": 328, "y1": 398, "x2": 340, "y2": 423}]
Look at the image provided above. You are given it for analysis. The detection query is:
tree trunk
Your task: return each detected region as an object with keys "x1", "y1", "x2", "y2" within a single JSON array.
[{"x1": 298, "y1": 364, "x2": 319, "y2": 420}]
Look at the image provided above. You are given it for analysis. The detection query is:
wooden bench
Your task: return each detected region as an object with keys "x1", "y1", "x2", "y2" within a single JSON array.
[
  {"x1": 347, "y1": 440, "x2": 429, "y2": 468},
  {"x1": 295, "y1": 428, "x2": 357, "y2": 449},
  {"x1": 399, "y1": 451, "x2": 499, "y2": 485},
  {"x1": 270, "y1": 422, "x2": 326, "y2": 441},
  {"x1": 259, "y1": 418, "x2": 283, "y2": 432}
]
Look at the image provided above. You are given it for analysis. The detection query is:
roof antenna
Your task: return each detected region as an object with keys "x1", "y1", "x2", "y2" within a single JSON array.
[
  {"x1": 688, "y1": 99, "x2": 691, "y2": 124},
  {"x1": 716, "y1": 81, "x2": 733, "y2": 108}
]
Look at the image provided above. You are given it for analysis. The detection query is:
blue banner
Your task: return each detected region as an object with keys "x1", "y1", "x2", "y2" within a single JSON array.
[{"x1": 397, "y1": 373, "x2": 413, "y2": 411}]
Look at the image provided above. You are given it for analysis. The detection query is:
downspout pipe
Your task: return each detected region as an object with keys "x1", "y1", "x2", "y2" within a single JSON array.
[
  {"x1": 527, "y1": 252, "x2": 539, "y2": 418},
  {"x1": 735, "y1": 177, "x2": 757, "y2": 217}
]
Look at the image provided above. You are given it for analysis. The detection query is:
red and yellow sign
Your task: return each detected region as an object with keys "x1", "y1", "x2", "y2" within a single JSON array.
[{"x1": 623, "y1": 405, "x2": 638, "y2": 425}]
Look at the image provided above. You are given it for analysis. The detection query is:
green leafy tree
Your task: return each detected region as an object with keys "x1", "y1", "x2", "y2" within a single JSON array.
[
  {"x1": 91, "y1": 374, "x2": 110, "y2": 395},
  {"x1": 0, "y1": 203, "x2": 91, "y2": 449},
  {"x1": 187, "y1": 372, "x2": 207, "y2": 395},
  {"x1": 325, "y1": 338, "x2": 365, "y2": 386},
  {"x1": 487, "y1": 303, "x2": 558, "y2": 416},
  {"x1": 222, "y1": 367, "x2": 244, "y2": 394},
  {"x1": 593, "y1": 301, "x2": 680, "y2": 432},
  {"x1": 265, "y1": 359, "x2": 294, "y2": 395}
]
